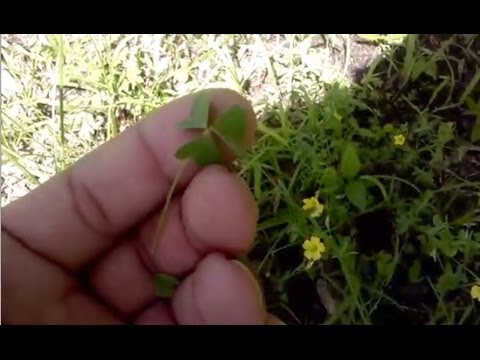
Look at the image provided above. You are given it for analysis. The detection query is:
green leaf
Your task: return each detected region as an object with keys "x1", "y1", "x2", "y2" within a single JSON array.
[
  {"x1": 175, "y1": 132, "x2": 222, "y2": 166},
  {"x1": 401, "y1": 34, "x2": 417, "y2": 84},
  {"x1": 360, "y1": 175, "x2": 388, "y2": 201},
  {"x1": 327, "y1": 197, "x2": 348, "y2": 224},
  {"x1": 383, "y1": 123, "x2": 395, "y2": 134},
  {"x1": 459, "y1": 66, "x2": 480, "y2": 104},
  {"x1": 471, "y1": 118, "x2": 480, "y2": 143},
  {"x1": 411, "y1": 58, "x2": 426, "y2": 80},
  {"x1": 213, "y1": 106, "x2": 247, "y2": 143},
  {"x1": 411, "y1": 57, "x2": 438, "y2": 80},
  {"x1": 409, "y1": 260, "x2": 422, "y2": 283},
  {"x1": 357, "y1": 128, "x2": 376, "y2": 138},
  {"x1": 320, "y1": 167, "x2": 341, "y2": 193},
  {"x1": 435, "y1": 266, "x2": 459, "y2": 295},
  {"x1": 323, "y1": 114, "x2": 342, "y2": 134},
  {"x1": 465, "y1": 96, "x2": 480, "y2": 116},
  {"x1": 376, "y1": 251, "x2": 393, "y2": 280},
  {"x1": 340, "y1": 143, "x2": 361, "y2": 179},
  {"x1": 396, "y1": 213, "x2": 411, "y2": 235},
  {"x1": 153, "y1": 273, "x2": 180, "y2": 299},
  {"x1": 345, "y1": 180, "x2": 367, "y2": 210},
  {"x1": 179, "y1": 92, "x2": 210, "y2": 129},
  {"x1": 212, "y1": 105, "x2": 247, "y2": 156},
  {"x1": 437, "y1": 122, "x2": 454, "y2": 144},
  {"x1": 425, "y1": 61, "x2": 438, "y2": 79},
  {"x1": 432, "y1": 214, "x2": 443, "y2": 229}
]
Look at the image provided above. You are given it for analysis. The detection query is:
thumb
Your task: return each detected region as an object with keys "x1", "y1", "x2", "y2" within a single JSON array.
[{"x1": 172, "y1": 253, "x2": 267, "y2": 325}]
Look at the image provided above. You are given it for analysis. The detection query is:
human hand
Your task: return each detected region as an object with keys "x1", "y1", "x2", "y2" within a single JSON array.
[{"x1": 1, "y1": 89, "x2": 283, "y2": 325}]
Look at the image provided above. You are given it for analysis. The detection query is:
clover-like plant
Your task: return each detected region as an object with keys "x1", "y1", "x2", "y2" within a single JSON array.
[{"x1": 152, "y1": 92, "x2": 249, "y2": 298}]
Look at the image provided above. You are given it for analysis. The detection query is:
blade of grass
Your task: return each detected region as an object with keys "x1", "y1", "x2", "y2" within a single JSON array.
[
  {"x1": 401, "y1": 34, "x2": 417, "y2": 86},
  {"x1": 255, "y1": 35, "x2": 280, "y2": 91},
  {"x1": 1, "y1": 143, "x2": 41, "y2": 186},
  {"x1": 375, "y1": 174, "x2": 421, "y2": 194},
  {"x1": 257, "y1": 122, "x2": 289, "y2": 146},
  {"x1": 58, "y1": 34, "x2": 65, "y2": 148},
  {"x1": 459, "y1": 66, "x2": 480, "y2": 104}
]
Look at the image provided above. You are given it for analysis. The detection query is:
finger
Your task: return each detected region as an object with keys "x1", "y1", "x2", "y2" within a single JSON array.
[
  {"x1": 90, "y1": 166, "x2": 258, "y2": 316},
  {"x1": 172, "y1": 253, "x2": 266, "y2": 325},
  {"x1": 134, "y1": 303, "x2": 176, "y2": 325},
  {"x1": 181, "y1": 166, "x2": 258, "y2": 255},
  {"x1": 135, "y1": 302, "x2": 285, "y2": 325},
  {"x1": 267, "y1": 314, "x2": 286, "y2": 325},
  {"x1": 2, "y1": 231, "x2": 122, "y2": 325},
  {"x1": 2, "y1": 89, "x2": 256, "y2": 271}
]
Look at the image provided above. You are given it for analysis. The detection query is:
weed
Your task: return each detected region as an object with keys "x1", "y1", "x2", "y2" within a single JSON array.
[
  {"x1": 242, "y1": 35, "x2": 480, "y2": 324},
  {"x1": 2, "y1": 34, "x2": 479, "y2": 324}
]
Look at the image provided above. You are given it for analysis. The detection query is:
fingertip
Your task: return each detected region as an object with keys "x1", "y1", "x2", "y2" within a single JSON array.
[
  {"x1": 134, "y1": 302, "x2": 176, "y2": 325},
  {"x1": 182, "y1": 165, "x2": 258, "y2": 255},
  {"x1": 172, "y1": 253, "x2": 266, "y2": 325},
  {"x1": 231, "y1": 260, "x2": 264, "y2": 309}
]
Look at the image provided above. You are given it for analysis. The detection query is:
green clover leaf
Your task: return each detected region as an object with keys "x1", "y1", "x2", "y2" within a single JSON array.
[
  {"x1": 179, "y1": 91, "x2": 210, "y2": 130},
  {"x1": 175, "y1": 95, "x2": 248, "y2": 166},
  {"x1": 175, "y1": 132, "x2": 222, "y2": 166},
  {"x1": 153, "y1": 273, "x2": 180, "y2": 299},
  {"x1": 211, "y1": 105, "x2": 248, "y2": 158}
]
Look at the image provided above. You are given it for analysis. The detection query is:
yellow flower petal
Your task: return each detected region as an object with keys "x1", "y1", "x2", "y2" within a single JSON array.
[
  {"x1": 302, "y1": 197, "x2": 318, "y2": 211},
  {"x1": 302, "y1": 197, "x2": 325, "y2": 218},
  {"x1": 318, "y1": 242, "x2": 326, "y2": 253},
  {"x1": 310, "y1": 236, "x2": 321, "y2": 244},
  {"x1": 304, "y1": 250, "x2": 314, "y2": 260},
  {"x1": 471, "y1": 285, "x2": 480, "y2": 301},
  {"x1": 302, "y1": 239, "x2": 313, "y2": 251},
  {"x1": 394, "y1": 134, "x2": 406, "y2": 146},
  {"x1": 311, "y1": 204, "x2": 325, "y2": 218},
  {"x1": 303, "y1": 236, "x2": 326, "y2": 263},
  {"x1": 302, "y1": 199, "x2": 311, "y2": 210}
]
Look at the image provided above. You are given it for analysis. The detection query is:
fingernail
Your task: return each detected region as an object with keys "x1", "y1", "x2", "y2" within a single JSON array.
[{"x1": 231, "y1": 260, "x2": 265, "y2": 311}]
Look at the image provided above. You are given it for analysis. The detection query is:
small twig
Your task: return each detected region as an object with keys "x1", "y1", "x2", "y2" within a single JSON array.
[
  {"x1": 255, "y1": 35, "x2": 281, "y2": 93},
  {"x1": 342, "y1": 34, "x2": 351, "y2": 77}
]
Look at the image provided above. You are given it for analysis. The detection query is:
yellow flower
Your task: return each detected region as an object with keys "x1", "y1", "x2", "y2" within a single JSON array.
[
  {"x1": 303, "y1": 236, "x2": 326, "y2": 262},
  {"x1": 393, "y1": 134, "x2": 406, "y2": 146},
  {"x1": 302, "y1": 196, "x2": 325, "y2": 218},
  {"x1": 471, "y1": 285, "x2": 480, "y2": 301}
]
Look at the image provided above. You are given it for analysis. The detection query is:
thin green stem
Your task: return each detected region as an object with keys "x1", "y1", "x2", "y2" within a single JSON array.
[
  {"x1": 151, "y1": 161, "x2": 188, "y2": 253},
  {"x1": 374, "y1": 174, "x2": 421, "y2": 193}
]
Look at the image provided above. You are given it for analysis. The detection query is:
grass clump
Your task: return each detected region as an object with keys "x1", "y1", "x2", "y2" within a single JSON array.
[{"x1": 242, "y1": 34, "x2": 480, "y2": 325}]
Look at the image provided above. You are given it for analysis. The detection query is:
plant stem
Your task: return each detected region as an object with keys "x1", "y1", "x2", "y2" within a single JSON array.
[{"x1": 151, "y1": 161, "x2": 188, "y2": 254}]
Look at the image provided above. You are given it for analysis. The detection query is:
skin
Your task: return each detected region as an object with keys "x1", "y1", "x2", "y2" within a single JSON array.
[{"x1": 1, "y1": 89, "x2": 284, "y2": 325}]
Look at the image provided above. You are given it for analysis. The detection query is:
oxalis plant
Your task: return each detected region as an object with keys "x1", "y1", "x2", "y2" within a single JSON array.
[{"x1": 151, "y1": 91, "x2": 249, "y2": 298}]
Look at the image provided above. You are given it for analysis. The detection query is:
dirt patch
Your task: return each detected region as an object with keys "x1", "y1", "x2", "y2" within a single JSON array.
[
  {"x1": 355, "y1": 209, "x2": 395, "y2": 255},
  {"x1": 348, "y1": 37, "x2": 383, "y2": 82}
]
